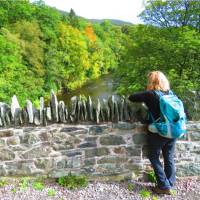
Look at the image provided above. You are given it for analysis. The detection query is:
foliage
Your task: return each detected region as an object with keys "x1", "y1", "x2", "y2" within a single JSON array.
[
  {"x1": 139, "y1": 189, "x2": 151, "y2": 199},
  {"x1": 32, "y1": 181, "x2": 45, "y2": 190},
  {"x1": 0, "y1": 0, "x2": 124, "y2": 105},
  {"x1": 147, "y1": 171, "x2": 157, "y2": 183},
  {"x1": 140, "y1": 0, "x2": 200, "y2": 31},
  {"x1": 19, "y1": 177, "x2": 30, "y2": 190},
  {"x1": 47, "y1": 188, "x2": 56, "y2": 197},
  {"x1": 57, "y1": 173, "x2": 88, "y2": 190},
  {"x1": 0, "y1": 178, "x2": 7, "y2": 187},
  {"x1": 127, "y1": 183, "x2": 134, "y2": 191},
  {"x1": 152, "y1": 196, "x2": 158, "y2": 200},
  {"x1": 114, "y1": 25, "x2": 200, "y2": 97}
]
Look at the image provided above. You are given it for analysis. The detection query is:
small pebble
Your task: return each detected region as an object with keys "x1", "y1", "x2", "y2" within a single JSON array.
[{"x1": 0, "y1": 178, "x2": 200, "y2": 200}]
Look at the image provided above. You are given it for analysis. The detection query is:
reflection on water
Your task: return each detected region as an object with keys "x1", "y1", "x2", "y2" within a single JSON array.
[{"x1": 57, "y1": 74, "x2": 118, "y2": 104}]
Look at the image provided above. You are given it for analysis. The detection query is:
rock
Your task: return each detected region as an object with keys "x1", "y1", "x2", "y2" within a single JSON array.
[
  {"x1": 85, "y1": 147, "x2": 110, "y2": 158},
  {"x1": 100, "y1": 135, "x2": 126, "y2": 145},
  {"x1": 33, "y1": 109, "x2": 40, "y2": 125},
  {"x1": 22, "y1": 108, "x2": 29, "y2": 124},
  {"x1": 65, "y1": 107, "x2": 68, "y2": 121},
  {"x1": 46, "y1": 107, "x2": 51, "y2": 121},
  {"x1": 132, "y1": 133, "x2": 147, "y2": 145},
  {"x1": 0, "y1": 130, "x2": 13, "y2": 137},
  {"x1": 0, "y1": 148, "x2": 15, "y2": 161},
  {"x1": 26, "y1": 100, "x2": 34, "y2": 124},
  {"x1": 82, "y1": 99, "x2": 88, "y2": 121},
  {"x1": 70, "y1": 96, "x2": 78, "y2": 122},
  {"x1": 42, "y1": 108, "x2": 47, "y2": 126},
  {"x1": 96, "y1": 99, "x2": 101, "y2": 124},
  {"x1": 11, "y1": 95, "x2": 21, "y2": 125},
  {"x1": 50, "y1": 90, "x2": 59, "y2": 122},
  {"x1": 0, "y1": 103, "x2": 10, "y2": 127},
  {"x1": 102, "y1": 99, "x2": 110, "y2": 121},
  {"x1": 124, "y1": 97, "x2": 130, "y2": 121},
  {"x1": 6, "y1": 136, "x2": 20, "y2": 146},
  {"x1": 40, "y1": 97, "x2": 44, "y2": 124},
  {"x1": 118, "y1": 97, "x2": 125, "y2": 121},
  {"x1": 87, "y1": 96, "x2": 94, "y2": 121},
  {"x1": 58, "y1": 101, "x2": 65, "y2": 123}
]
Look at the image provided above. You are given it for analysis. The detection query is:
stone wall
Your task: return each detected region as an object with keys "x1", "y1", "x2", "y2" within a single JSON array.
[{"x1": 0, "y1": 121, "x2": 199, "y2": 179}]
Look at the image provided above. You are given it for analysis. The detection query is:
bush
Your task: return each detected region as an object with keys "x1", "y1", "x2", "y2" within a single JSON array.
[{"x1": 57, "y1": 173, "x2": 88, "y2": 190}]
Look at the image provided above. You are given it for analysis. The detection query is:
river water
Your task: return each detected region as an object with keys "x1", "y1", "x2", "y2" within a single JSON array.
[{"x1": 57, "y1": 74, "x2": 118, "y2": 105}]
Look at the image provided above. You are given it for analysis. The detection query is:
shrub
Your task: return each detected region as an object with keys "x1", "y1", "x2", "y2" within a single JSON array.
[{"x1": 57, "y1": 173, "x2": 88, "y2": 189}]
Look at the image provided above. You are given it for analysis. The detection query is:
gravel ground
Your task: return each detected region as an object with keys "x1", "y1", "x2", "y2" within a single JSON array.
[{"x1": 0, "y1": 177, "x2": 200, "y2": 200}]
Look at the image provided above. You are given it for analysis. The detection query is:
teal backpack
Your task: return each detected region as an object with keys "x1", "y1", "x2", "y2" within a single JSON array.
[{"x1": 150, "y1": 90, "x2": 187, "y2": 139}]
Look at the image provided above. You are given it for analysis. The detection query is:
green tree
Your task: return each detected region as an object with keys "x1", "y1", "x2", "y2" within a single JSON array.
[
  {"x1": 140, "y1": 0, "x2": 200, "y2": 31},
  {"x1": 0, "y1": 28, "x2": 44, "y2": 104},
  {"x1": 115, "y1": 25, "x2": 200, "y2": 95},
  {"x1": 68, "y1": 8, "x2": 79, "y2": 28},
  {"x1": 10, "y1": 20, "x2": 45, "y2": 77}
]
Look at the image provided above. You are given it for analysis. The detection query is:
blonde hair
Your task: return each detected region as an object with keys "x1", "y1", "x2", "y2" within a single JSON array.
[{"x1": 146, "y1": 71, "x2": 170, "y2": 91}]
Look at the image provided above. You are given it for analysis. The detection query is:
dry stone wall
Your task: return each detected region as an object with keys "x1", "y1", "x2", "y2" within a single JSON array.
[
  {"x1": 0, "y1": 91, "x2": 199, "y2": 179},
  {"x1": 0, "y1": 121, "x2": 200, "y2": 179},
  {"x1": 0, "y1": 90, "x2": 147, "y2": 127}
]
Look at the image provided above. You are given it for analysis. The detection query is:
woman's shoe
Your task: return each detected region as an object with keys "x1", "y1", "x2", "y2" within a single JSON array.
[{"x1": 152, "y1": 186, "x2": 172, "y2": 195}]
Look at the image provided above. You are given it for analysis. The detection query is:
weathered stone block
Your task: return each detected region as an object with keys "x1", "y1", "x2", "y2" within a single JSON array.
[
  {"x1": 113, "y1": 147, "x2": 126, "y2": 154},
  {"x1": 84, "y1": 158, "x2": 96, "y2": 166},
  {"x1": 53, "y1": 143, "x2": 74, "y2": 151},
  {"x1": 60, "y1": 127, "x2": 88, "y2": 135},
  {"x1": 176, "y1": 141, "x2": 194, "y2": 151},
  {"x1": 21, "y1": 145, "x2": 52, "y2": 159},
  {"x1": 188, "y1": 131, "x2": 200, "y2": 141},
  {"x1": 0, "y1": 148, "x2": 15, "y2": 160},
  {"x1": 66, "y1": 156, "x2": 82, "y2": 168},
  {"x1": 5, "y1": 160, "x2": 43, "y2": 176},
  {"x1": 0, "y1": 129, "x2": 13, "y2": 137},
  {"x1": 100, "y1": 135, "x2": 126, "y2": 145},
  {"x1": 89, "y1": 125, "x2": 112, "y2": 135},
  {"x1": 78, "y1": 142, "x2": 97, "y2": 148},
  {"x1": 97, "y1": 156, "x2": 128, "y2": 164},
  {"x1": 126, "y1": 146, "x2": 142, "y2": 157},
  {"x1": 112, "y1": 122, "x2": 138, "y2": 130},
  {"x1": 6, "y1": 136, "x2": 20, "y2": 146},
  {"x1": 85, "y1": 147, "x2": 109, "y2": 158},
  {"x1": 176, "y1": 163, "x2": 200, "y2": 176},
  {"x1": 20, "y1": 133, "x2": 40, "y2": 145},
  {"x1": 34, "y1": 158, "x2": 53, "y2": 170},
  {"x1": 0, "y1": 138, "x2": 5, "y2": 147},
  {"x1": 95, "y1": 163, "x2": 123, "y2": 175},
  {"x1": 62, "y1": 150, "x2": 82, "y2": 157},
  {"x1": 132, "y1": 133, "x2": 147, "y2": 144}
]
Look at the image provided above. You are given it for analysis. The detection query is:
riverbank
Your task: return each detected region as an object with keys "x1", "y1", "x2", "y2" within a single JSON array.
[{"x1": 0, "y1": 177, "x2": 200, "y2": 200}]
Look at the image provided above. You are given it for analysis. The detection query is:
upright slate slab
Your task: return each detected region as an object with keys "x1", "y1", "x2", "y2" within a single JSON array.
[
  {"x1": 58, "y1": 101, "x2": 65, "y2": 123},
  {"x1": 26, "y1": 100, "x2": 34, "y2": 124},
  {"x1": 0, "y1": 103, "x2": 10, "y2": 127},
  {"x1": 70, "y1": 96, "x2": 78, "y2": 122},
  {"x1": 50, "y1": 90, "x2": 59, "y2": 122},
  {"x1": 40, "y1": 97, "x2": 44, "y2": 124},
  {"x1": 96, "y1": 99, "x2": 101, "y2": 124},
  {"x1": 11, "y1": 95, "x2": 21, "y2": 125},
  {"x1": 87, "y1": 96, "x2": 94, "y2": 121}
]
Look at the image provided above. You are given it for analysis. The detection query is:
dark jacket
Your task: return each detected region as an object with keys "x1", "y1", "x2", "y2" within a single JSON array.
[{"x1": 128, "y1": 90, "x2": 169, "y2": 121}]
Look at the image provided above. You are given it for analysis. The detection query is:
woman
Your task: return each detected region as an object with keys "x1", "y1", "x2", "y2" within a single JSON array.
[{"x1": 128, "y1": 71, "x2": 176, "y2": 195}]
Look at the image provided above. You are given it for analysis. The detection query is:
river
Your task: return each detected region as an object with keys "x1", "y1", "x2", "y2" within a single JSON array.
[{"x1": 57, "y1": 74, "x2": 118, "y2": 105}]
